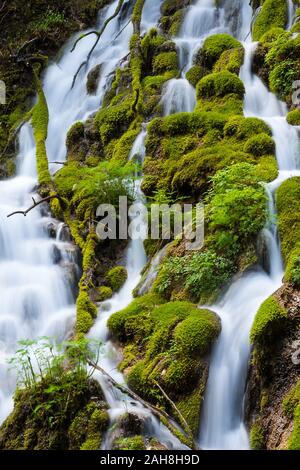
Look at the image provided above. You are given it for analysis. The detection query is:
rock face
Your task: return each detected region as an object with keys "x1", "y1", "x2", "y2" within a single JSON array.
[{"x1": 245, "y1": 283, "x2": 300, "y2": 449}]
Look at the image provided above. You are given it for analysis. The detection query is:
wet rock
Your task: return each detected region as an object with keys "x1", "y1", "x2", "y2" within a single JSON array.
[
  {"x1": 51, "y1": 244, "x2": 62, "y2": 264},
  {"x1": 86, "y1": 64, "x2": 102, "y2": 95}
]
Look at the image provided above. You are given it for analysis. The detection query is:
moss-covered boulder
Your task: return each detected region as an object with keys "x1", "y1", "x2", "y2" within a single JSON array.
[
  {"x1": 108, "y1": 295, "x2": 221, "y2": 435},
  {"x1": 252, "y1": 0, "x2": 288, "y2": 41},
  {"x1": 196, "y1": 34, "x2": 242, "y2": 70},
  {"x1": 287, "y1": 109, "x2": 300, "y2": 126},
  {"x1": 105, "y1": 266, "x2": 128, "y2": 292}
]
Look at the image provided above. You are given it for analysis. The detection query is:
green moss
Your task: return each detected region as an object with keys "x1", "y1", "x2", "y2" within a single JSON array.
[
  {"x1": 96, "y1": 286, "x2": 113, "y2": 302},
  {"x1": 253, "y1": 0, "x2": 288, "y2": 41},
  {"x1": 105, "y1": 266, "x2": 128, "y2": 292},
  {"x1": 114, "y1": 436, "x2": 145, "y2": 450},
  {"x1": 287, "y1": 109, "x2": 300, "y2": 126},
  {"x1": 108, "y1": 293, "x2": 165, "y2": 341},
  {"x1": 250, "y1": 422, "x2": 265, "y2": 450},
  {"x1": 197, "y1": 71, "x2": 245, "y2": 100},
  {"x1": 197, "y1": 34, "x2": 242, "y2": 69},
  {"x1": 185, "y1": 65, "x2": 208, "y2": 87},
  {"x1": 224, "y1": 116, "x2": 272, "y2": 139},
  {"x1": 95, "y1": 95, "x2": 135, "y2": 144},
  {"x1": 66, "y1": 121, "x2": 84, "y2": 149},
  {"x1": 282, "y1": 382, "x2": 300, "y2": 450},
  {"x1": 76, "y1": 290, "x2": 98, "y2": 336},
  {"x1": 243, "y1": 133, "x2": 275, "y2": 157},
  {"x1": 152, "y1": 51, "x2": 178, "y2": 75},
  {"x1": 250, "y1": 296, "x2": 288, "y2": 344},
  {"x1": 108, "y1": 298, "x2": 220, "y2": 433},
  {"x1": 173, "y1": 308, "x2": 221, "y2": 356},
  {"x1": 276, "y1": 178, "x2": 300, "y2": 285},
  {"x1": 213, "y1": 47, "x2": 244, "y2": 75},
  {"x1": 31, "y1": 69, "x2": 52, "y2": 191}
]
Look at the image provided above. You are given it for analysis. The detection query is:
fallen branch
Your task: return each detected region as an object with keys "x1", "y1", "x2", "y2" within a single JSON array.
[
  {"x1": 153, "y1": 379, "x2": 195, "y2": 443},
  {"x1": 7, "y1": 194, "x2": 59, "y2": 218},
  {"x1": 70, "y1": 0, "x2": 126, "y2": 89},
  {"x1": 87, "y1": 359, "x2": 197, "y2": 449}
]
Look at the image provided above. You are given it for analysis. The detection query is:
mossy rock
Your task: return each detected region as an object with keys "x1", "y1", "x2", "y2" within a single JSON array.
[
  {"x1": 197, "y1": 33, "x2": 242, "y2": 69},
  {"x1": 105, "y1": 266, "x2": 128, "y2": 292},
  {"x1": 250, "y1": 295, "x2": 288, "y2": 344},
  {"x1": 287, "y1": 109, "x2": 300, "y2": 126},
  {"x1": 96, "y1": 286, "x2": 113, "y2": 302},
  {"x1": 213, "y1": 47, "x2": 244, "y2": 75},
  {"x1": 197, "y1": 71, "x2": 245, "y2": 100},
  {"x1": 252, "y1": 0, "x2": 288, "y2": 41},
  {"x1": 185, "y1": 65, "x2": 208, "y2": 87},
  {"x1": 243, "y1": 133, "x2": 275, "y2": 157}
]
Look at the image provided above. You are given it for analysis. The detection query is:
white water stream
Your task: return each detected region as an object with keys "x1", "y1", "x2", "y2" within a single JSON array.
[{"x1": 199, "y1": 2, "x2": 300, "y2": 450}]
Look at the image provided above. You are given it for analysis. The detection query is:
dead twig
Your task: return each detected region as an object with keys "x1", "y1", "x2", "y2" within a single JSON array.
[
  {"x1": 70, "y1": 0, "x2": 126, "y2": 89},
  {"x1": 7, "y1": 194, "x2": 60, "y2": 218}
]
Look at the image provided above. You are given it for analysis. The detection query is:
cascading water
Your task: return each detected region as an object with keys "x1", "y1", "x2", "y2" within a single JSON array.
[
  {"x1": 0, "y1": 0, "x2": 134, "y2": 425},
  {"x1": 199, "y1": 2, "x2": 300, "y2": 450}
]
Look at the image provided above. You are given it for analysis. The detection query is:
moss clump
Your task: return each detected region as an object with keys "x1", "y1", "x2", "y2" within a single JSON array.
[
  {"x1": 197, "y1": 34, "x2": 242, "y2": 69},
  {"x1": 252, "y1": 0, "x2": 288, "y2": 41},
  {"x1": 243, "y1": 133, "x2": 275, "y2": 157},
  {"x1": 276, "y1": 178, "x2": 300, "y2": 286},
  {"x1": 250, "y1": 422, "x2": 265, "y2": 450},
  {"x1": 31, "y1": 69, "x2": 52, "y2": 192},
  {"x1": 108, "y1": 297, "x2": 220, "y2": 434},
  {"x1": 95, "y1": 95, "x2": 135, "y2": 145},
  {"x1": 287, "y1": 109, "x2": 300, "y2": 126},
  {"x1": 185, "y1": 65, "x2": 208, "y2": 87},
  {"x1": 76, "y1": 290, "x2": 98, "y2": 336},
  {"x1": 197, "y1": 71, "x2": 245, "y2": 100},
  {"x1": 224, "y1": 116, "x2": 272, "y2": 139},
  {"x1": 213, "y1": 47, "x2": 244, "y2": 75},
  {"x1": 105, "y1": 266, "x2": 128, "y2": 292},
  {"x1": 69, "y1": 403, "x2": 109, "y2": 451},
  {"x1": 153, "y1": 51, "x2": 178, "y2": 75},
  {"x1": 250, "y1": 296, "x2": 288, "y2": 344},
  {"x1": 96, "y1": 286, "x2": 113, "y2": 302}
]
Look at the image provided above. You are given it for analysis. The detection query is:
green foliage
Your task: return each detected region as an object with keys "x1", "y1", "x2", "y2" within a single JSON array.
[
  {"x1": 197, "y1": 34, "x2": 242, "y2": 69},
  {"x1": 155, "y1": 251, "x2": 234, "y2": 303},
  {"x1": 253, "y1": 0, "x2": 288, "y2": 41},
  {"x1": 114, "y1": 436, "x2": 145, "y2": 450},
  {"x1": 250, "y1": 296, "x2": 287, "y2": 344},
  {"x1": 287, "y1": 109, "x2": 300, "y2": 126},
  {"x1": 1, "y1": 338, "x2": 108, "y2": 450},
  {"x1": 105, "y1": 266, "x2": 128, "y2": 292},
  {"x1": 34, "y1": 8, "x2": 65, "y2": 32},
  {"x1": 197, "y1": 71, "x2": 245, "y2": 100}
]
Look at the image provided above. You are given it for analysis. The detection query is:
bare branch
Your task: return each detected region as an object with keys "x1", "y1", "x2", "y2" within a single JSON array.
[
  {"x1": 7, "y1": 194, "x2": 60, "y2": 218},
  {"x1": 70, "y1": 0, "x2": 126, "y2": 89},
  {"x1": 87, "y1": 359, "x2": 196, "y2": 449}
]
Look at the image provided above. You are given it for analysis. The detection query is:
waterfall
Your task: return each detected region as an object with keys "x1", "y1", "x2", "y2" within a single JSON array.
[
  {"x1": 0, "y1": 0, "x2": 134, "y2": 424},
  {"x1": 199, "y1": 10, "x2": 300, "y2": 450}
]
